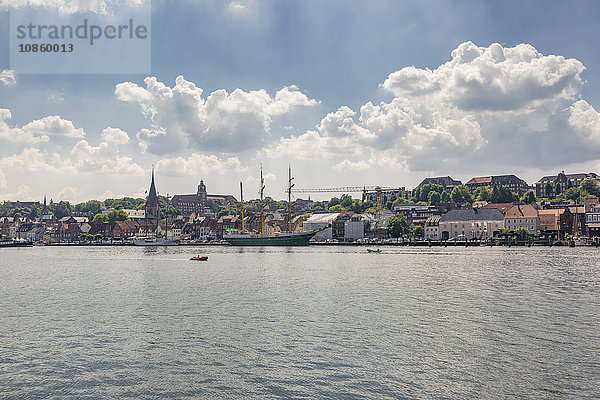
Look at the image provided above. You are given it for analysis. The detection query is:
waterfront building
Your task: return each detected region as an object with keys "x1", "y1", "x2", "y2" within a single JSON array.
[
  {"x1": 303, "y1": 213, "x2": 339, "y2": 241},
  {"x1": 416, "y1": 176, "x2": 462, "y2": 191},
  {"x1": 465, "y1": 175, "x2": 529, "y2": 194},
  {"x1": 535, "y1": 171, "x2": 599, "y2": 197},
  {"x1": 182, "y1": 216, "x2": 217, "y2": 241},
  {"x1": 332, "y1": 212, "x2": 354, "y2": 241},
  {"x1": 538, "y1": 209, "x2": 573, "y2": 239},
  {"x1": 111, "y1": 220, "x2": 138, "y2": 239},
  {"x1": 216, "y1": 215, "x2": 241, "y2": 239},
  {"x1": 504, "y1": 204, "x2": 539, "y2": 235},
  {"x1": 586, "y1": 204, "x2": 600, "y2": 237},
  {"x1": 568, "y1": 205, "x2": 587, "y2": 235},
  {"x1": 439, "y1": 208, "x2": 504, "y2": 240},
  {"x1": 424, "y1": 215, "x2": 441, "y2": 240},
  {"x1": 344, "y1": 214, "x2": 366, "y2": 242}
]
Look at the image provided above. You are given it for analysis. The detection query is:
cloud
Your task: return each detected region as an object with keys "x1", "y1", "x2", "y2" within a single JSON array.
[
  {"x1": 115, "y1": 75, "x2": 318, "y2": 154},
  {"x1": 56, "y1": 186, "x2": 80, "y2": 202},
  {"x1": 156, "y1": 153, "x2": 247, "y2": 177},
  {"x1": 265, "y1": 42, "x2": 598, "y2": 171},
  {"x1": 0, "y1": 184, "x2": 33, "y2": 201},
  {"x1": 246, "y1": 172, "x2": 276, "y2": 183},
  {"x1": 0, "y1": 169, "x2": 6, "y2": 190},
  {"x1": 0, "y1": 110, "x2": 87, "y2": 144},
  {"x1": 70, "y1": 128, "x2": 143, "y2": 175},
  {"x1": 333, "y1": 159, "x2": 371, "y2": 172},
  {"x1": 0, "y1": 148, "x2": 70, "y2": 173},
  {"x1": 1, "y1": 0, "x2": 147, "y2": 15},
  {"x1": 22, "y1": 115, "x2": 85, "y2": 138},
  {"x1": 0, "y1": 109, "x2": 49, "y2": 144},
  {"x1": 0, "y1": 70, "x2": 16, "y2": 86}
]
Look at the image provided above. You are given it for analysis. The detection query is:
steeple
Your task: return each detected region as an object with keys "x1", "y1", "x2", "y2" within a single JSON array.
[{"x1": 145, "y1": 166, "x2": 160, "y2": 219}]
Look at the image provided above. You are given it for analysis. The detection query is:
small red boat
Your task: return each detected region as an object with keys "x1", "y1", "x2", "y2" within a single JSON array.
[{"x1": 190, "y1": 256, "x2": 208, "y2": 261}]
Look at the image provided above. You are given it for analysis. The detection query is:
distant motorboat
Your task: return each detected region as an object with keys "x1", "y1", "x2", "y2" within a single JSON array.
[
  {"x1": 367, "y1": 248, "x2": 381, "y2": 253},
  {"x1": 190, "y1": 256, "x2": 208, "y2": 261}
]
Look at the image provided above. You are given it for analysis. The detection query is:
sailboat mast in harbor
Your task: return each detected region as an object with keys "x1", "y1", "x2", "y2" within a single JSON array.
[
  {"x1": 287, "y1": 165, "x2": 295, "y2": 233},
  {"x1": 260, "y1": 165, "x2": 265, "y2": 238}
]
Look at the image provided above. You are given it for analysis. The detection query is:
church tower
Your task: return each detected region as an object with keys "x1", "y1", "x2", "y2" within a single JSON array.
[
  {"x1": 145, "y1": 168, "x2": 160, "y2": 219},
  {"x1": 197, "y1": 179, "x2": 207, "y2": 214}
]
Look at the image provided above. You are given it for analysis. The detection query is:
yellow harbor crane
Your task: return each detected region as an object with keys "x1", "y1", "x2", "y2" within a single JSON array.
[{"x1": 294, "y1": 186, "x2": 405, "y2": 220}]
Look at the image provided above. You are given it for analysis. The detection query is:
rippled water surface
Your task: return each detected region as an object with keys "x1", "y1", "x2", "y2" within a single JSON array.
[{"x1": 1, "y1": 245, "x2": 599, "y2": 399}]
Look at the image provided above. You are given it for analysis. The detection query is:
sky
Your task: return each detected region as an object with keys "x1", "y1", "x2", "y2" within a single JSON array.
[{"x1": 2, "y1": 0, "x2": 600, "y2": 202}]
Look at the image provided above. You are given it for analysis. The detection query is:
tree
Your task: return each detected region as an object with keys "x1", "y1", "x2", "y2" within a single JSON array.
[
  {"x1": 340, "y1": 194, "x2": 353, "y2": 208},
  {"x1": 419, "y1": 183, "x2": 444, "y2": 202},
  {"x1": 451, "y1": 185, "x2": 472, "y2": 205},
  {"x1": 328, "y1": 197, "x2": 340, "y2": 207},
  {"x1": 388, "y1": 213, "x2": 409, "y2": 238},
  {"x1": 329, "y1": 204, "x2": 345, "y2": 213},
  {"x1": 427, "y1": 191, "x2": 441, "y2": 205},
  {"x1": 412, "y1": 186, "x2": 421, "y2": 202},
  {"x1": 555, "y1": 182, "x2": 562, "y2": 196},
  {"x1": 351, "y1": 199, "x2": 363, "y2": 213},
  {"x1": 565, "y1": 187, "x2": 580, "y2": 201},
  {"x1": 440, "y1": 191, "x2": 450, "y2": 202},
  {"x1": 413, "y1": 225, "x2": 424, "y2": 237},
  {"x1": 50, "y1": 200, "x2": 72, "y2": 219},
  {"x1": 475, "y1": 186, "x2": 492, "y2": 202},
  {"x1": 92, "y1": 210, "x2": 129, "y2": 224},
  {"x1": 490, "y1": 185, "x2": 514, "y2": 203},
  {"x1": 514, "y1": 227, "x2": 529, "y2": 238},
  {"x1": 521, "y1": 191, "x2": 536, "y2": 204},
  {"x1": 580, "y1": 179, "x2": 600, "y2": 196}
]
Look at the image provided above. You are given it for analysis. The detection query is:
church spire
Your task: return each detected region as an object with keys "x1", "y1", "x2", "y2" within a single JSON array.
[{"x1": 145, "y1": 166, "x2": 160, "y2": 219}]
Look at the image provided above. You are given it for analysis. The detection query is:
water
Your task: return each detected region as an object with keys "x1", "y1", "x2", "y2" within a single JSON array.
[{"x1": 1, "y1": 245, "x2": 599, "y2": 399}]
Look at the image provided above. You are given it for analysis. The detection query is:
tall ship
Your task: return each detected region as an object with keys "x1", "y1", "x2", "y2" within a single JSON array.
[
  {"x1": 133, "y1": 167, "x2": 179, "y2": 246},
  {"x1": 223, "y1": 166, "x2": 325, "y2": 246}
]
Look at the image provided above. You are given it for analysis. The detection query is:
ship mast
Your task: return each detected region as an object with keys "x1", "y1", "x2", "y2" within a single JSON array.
[
  {"x1": 287, "y1": 165, "x2": 295, "y2": 232},
  {"x1": 260, "y1": 165, "x2": 265, "y2": 238},
  {"x1": 240, "y1": 181, "x2": 245, "y2": 232}
]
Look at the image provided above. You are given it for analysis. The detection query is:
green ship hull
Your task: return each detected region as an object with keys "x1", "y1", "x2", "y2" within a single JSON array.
[{"x1": 224, "y1": 231, "x2": 318, "y2": 246}]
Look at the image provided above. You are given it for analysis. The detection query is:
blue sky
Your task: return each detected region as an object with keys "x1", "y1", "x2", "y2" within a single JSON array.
[{"x1": 2, "y1": 0, "x2": 600, "y2": 202}]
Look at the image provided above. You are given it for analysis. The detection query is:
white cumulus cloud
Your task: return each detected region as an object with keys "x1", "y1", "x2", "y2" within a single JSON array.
[
  {"x1": 265, "y1": 41, "x2": 599, "y2": 171},
  {"x1": 156, "y1": 153, "x2": 247, "y2": 177},
  {"x1": 70, "y1": 127, "x2": 143, "y2": 175},
  {"x1": 22, "y1": 115, "x2": 85, "y2": 138},
  {"x1": 0, "y1": 70, "x2": 16, "y2": 86},
  {"x1": 115, "y1": 75, "x2": 318, "y2": 154},
  {"x1": 333, "y1": 159, "x2": 371, "y2": 172}
]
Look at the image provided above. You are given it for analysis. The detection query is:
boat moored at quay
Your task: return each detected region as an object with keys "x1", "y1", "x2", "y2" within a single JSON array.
[{"x1": 0, "y1": 238, "x2": 34, "y2": 247}]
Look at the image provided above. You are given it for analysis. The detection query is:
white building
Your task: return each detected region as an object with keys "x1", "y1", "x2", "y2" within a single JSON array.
[
  {"x1": 424, "y1": 215, "x2": 441, "y2": 240},
  {"x1": 304, "y1": 213, "x2": 339, "y2": 241},
  {"x1": 504, "y1": 204, "x2": 539, "y2": 235},
  {"x1": 439, "y1": 208, "x2": 505, "y2": 240},
  {"x1": 344, "y1": 215, "x2": 365, "y2": 241}
]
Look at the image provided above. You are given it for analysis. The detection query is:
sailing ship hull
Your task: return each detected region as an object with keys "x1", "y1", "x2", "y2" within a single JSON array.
[{"x1": 224, "y1": 231, "x2": 317, "y2": 246}]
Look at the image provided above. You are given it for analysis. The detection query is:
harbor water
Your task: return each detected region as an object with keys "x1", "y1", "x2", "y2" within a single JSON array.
[{"x1": 1, "y1": 246, "x2": 599, "y2": 399}]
